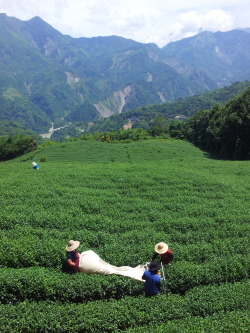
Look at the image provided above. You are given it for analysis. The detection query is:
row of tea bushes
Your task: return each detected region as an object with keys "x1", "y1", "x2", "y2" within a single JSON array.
[
  {"x1": 1, "y1": 140, "x2": 249, "y2": 331},
  {"x1": 126, "y1": 310, "x2": 250, "y2": 333},
  {"x1": 0, "y1": 223, "x2": 249, "y2": 270},
  {"x1": 0, "y1": 268, "x2": 142, "y2": 303},
  {"x1": 165, "y1": 255, "x2": 250, "y2": 294},
  {"x1": 0, "y1": 260, "x2": 249, "y2": 304},
  {"x1": 0, "y1": 280, "x2": 249, "y2": 332}
]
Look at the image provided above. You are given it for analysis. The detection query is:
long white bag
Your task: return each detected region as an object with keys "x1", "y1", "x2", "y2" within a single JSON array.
[{"x1": 79, "y1": 250, "x2": 145, "y2": 282}]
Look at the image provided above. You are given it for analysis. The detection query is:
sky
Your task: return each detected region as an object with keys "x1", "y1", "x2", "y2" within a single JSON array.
[{"x1": 0, "y1": 0, "x2": 249, "y2": 47}]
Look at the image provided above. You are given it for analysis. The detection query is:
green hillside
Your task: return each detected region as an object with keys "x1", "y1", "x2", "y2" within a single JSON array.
[{"x1": 0, "y1": 140, "x2": 249, "y2": 331}]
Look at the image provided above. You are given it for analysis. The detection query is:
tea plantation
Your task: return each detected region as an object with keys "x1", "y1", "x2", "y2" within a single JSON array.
[{"x1": 0, "y1": 139, "x2": 249, "y2": 332}]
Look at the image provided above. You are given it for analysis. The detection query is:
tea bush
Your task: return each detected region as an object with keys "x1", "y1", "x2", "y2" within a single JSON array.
[
  {"x1": 40, "y1": 156, "x2": 48, "y2": 162},
  {"x1": 0, "y1": 140, "x2": 249, "y2": 331},
  {"x1": 0, "y1": 254, "x2": 249, "y2": 304},
  {"x1": 127, "y1": 311, "x2": 250, "y2": 333},
  {"x1": 0, "y1": 280, "x2": 248, "y2": 332}
]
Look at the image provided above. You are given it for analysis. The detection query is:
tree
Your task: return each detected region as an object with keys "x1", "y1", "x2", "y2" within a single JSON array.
[
  {"x1": 101, "y1": 133, "x2": 111, "y2": 143},
  {"x1": 0, "y1": 135, "x2": 37, "y2": 161},
  {"x1": 169, "y1": 120, "x2": 187, "y2": 139},
  {"x1": 149, "y1": 116, "x2": 167, "y2": 137},
  {"x1": 186, "y1": 88, "x2": 250, "y2": 160}
]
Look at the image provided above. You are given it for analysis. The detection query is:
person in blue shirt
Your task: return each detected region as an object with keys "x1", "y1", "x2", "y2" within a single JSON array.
[
  {"x1": 142, "y1": 261, "x2": 161, "y2": 297},
  {"x1": 32, "y1": 162, "x2": 39, "y2": 169}
]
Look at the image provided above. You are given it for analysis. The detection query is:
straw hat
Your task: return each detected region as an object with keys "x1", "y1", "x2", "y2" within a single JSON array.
[
  {"x1": 154, "y1": 242, "x2": 168, "y2": 254},
  {"x1": 32, "y1": 162, "x2": 36, "y2": 165},
  {"x1": 66, "y1": 240, "x2": 80, "y2": 252}
]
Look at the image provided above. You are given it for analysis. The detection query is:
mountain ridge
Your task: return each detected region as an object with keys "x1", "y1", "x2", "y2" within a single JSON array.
[
  {"x1": 162, "y1": 29, "x2": 250, "y2": 86},
  {"x1": 0, "y1": 13, "x2": 250, "y2": 135}
]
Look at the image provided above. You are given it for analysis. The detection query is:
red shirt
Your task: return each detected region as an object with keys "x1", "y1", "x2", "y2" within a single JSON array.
[
  {"x1": 66, "y1": 250, "x2": 80, "y2": 266},
  {"x1": 152, "y1": 248, "x2": 173, "y2": 264},
  {"x1": 160, "y1": 248, "x2": 173, "y2": 264}
]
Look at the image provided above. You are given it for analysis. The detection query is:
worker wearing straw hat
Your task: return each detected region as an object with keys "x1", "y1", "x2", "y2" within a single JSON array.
[
  {"x1": 152, "y1": 242, "x2": 173, "y2": 265},
  {"x1": 32, "y1": 161, "x2": 39, "y2": 169},
  {"x1": 65, "y1": 240, "x2": 80, "y2": 273}
]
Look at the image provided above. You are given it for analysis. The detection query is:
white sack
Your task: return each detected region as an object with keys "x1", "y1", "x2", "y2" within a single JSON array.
[{"x1": 79, "y1": 250, "x2": 145, "y2": 282}]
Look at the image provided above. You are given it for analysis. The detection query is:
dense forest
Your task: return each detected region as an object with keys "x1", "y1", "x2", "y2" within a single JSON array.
[
  {"x1": 186, "y1": 86, "x2": 250, "y2": 160},
  {"x1": 0, "y1": 135, "x2": 38, "y2": 161}
]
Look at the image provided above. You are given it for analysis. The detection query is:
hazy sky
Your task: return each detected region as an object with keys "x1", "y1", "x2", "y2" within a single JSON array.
[{"x1": 0, "y1": 0, "x2": 249, "y2": 47}]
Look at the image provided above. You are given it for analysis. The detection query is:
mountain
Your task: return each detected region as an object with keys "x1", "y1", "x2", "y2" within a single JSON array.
[
  {"x1": 162, "y1": 29, "x2": 250, "y2": 86},
  {"x1": 87, "y1": 81, "x2": 250, "y2": 134},
  {"x1": 0, "y1": 13, "x2": 250, "y2": 136}
]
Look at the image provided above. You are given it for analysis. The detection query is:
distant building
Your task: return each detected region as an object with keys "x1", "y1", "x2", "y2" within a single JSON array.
[{"x1": 174, "y1": 115, "x2": 187, "y2": 119}]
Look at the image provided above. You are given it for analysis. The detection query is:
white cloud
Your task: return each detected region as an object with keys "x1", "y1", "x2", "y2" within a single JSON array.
[
  {"x1": 202, "y1": 9, "x2": 233, "y2": 31},
  {"x1": 168, "y1": 9, "x2": 234, "y2": 43}
]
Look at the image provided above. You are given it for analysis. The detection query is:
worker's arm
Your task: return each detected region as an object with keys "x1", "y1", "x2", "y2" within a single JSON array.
[
  {"x1": 151, "y1": 252, "x2": 158, "y2": 261},
  {"x1": 157, "y1": 280, "x2": 161, "y2": 292},
  {"x1": 67, "y1": 259, "x2": 76, "y2": 266},
  {"x1": 168, "y1": 253, "x2": 173, "y2": 262}
]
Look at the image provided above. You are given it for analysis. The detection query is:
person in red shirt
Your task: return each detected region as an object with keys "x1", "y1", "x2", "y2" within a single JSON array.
[
  {"x1": 65, "y1": 240, "x2": 80, "y2": 273},
  {"x1": 152, "y1": 242, "x2": 173, "y2": 265}
]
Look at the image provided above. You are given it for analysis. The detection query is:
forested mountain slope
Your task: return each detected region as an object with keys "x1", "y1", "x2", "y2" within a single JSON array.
[
  {"x1": 162, "y1": 29, "x2": 250, "y2": 86},
  {"x1": 0, "y1": 13, "x2": 250, "y2": 135},
  {"x1": 89, "y1": 81, "x2": 250, "y2": 133}
]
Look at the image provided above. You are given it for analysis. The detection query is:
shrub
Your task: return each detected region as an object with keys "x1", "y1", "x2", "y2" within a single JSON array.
[{"x1": 40, "y1": 156, "x2": 48, "y2": 162}]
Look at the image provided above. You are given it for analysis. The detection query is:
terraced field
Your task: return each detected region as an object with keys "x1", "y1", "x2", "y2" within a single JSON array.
[{"x1": 0, "y1": 139, "x2": 249, "y2": 332}]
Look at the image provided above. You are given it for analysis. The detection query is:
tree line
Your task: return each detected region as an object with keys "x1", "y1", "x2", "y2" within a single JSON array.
[
  {"x1": 0, "y1": 135, "x2": 37, "y2": 161},
  {"x1": 186, "y1": 86, "x2": 250, "y2": 160},
  {"x1": 1, "y1": 87, "x2": 249, "y2": 161}
]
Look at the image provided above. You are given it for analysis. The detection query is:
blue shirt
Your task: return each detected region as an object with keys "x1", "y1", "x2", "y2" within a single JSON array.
[
  {"x1": 66, "y1": 250, "x2": 78, "y2": 261},
  {"x1": 66, "y1": 250, "x2": 79, "y2": 265},
  {"x1": 142, "y1": 269, "x2": 161, "y2": 296}
]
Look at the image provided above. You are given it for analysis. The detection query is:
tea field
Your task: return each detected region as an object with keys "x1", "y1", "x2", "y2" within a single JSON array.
[{"x1": 0, "y1": 139, "x2": 249, "y2": 332}]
